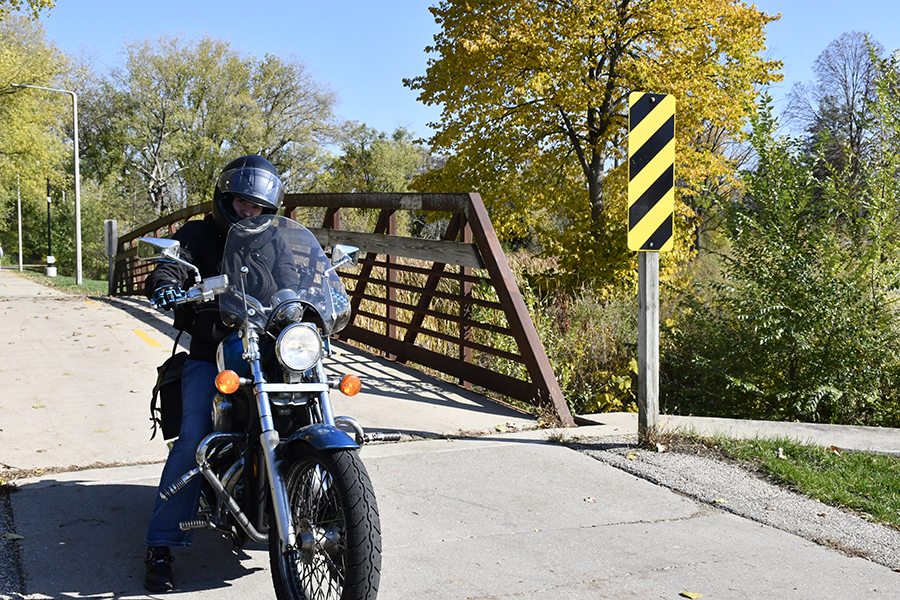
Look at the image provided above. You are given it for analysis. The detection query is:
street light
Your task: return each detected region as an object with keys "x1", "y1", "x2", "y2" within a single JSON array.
[{"x1": 11, "y1": 83, "x2": 82, "y2": 285}]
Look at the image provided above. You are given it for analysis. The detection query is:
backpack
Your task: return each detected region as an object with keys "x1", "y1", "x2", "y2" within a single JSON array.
[{"x1": 150, "y1": 332, "x2": 186, "y2": 440}]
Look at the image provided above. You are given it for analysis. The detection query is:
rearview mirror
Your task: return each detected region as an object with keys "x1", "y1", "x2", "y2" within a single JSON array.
[
  {"x1": 331, "y1": 245, "x2": 360, "y2": 270},
  {"x1": 138, "y1": 237, "x2": 181, "y2": 261},
  {"x1": 138, "y1": 237, "x2": 202, "y2": 285}
]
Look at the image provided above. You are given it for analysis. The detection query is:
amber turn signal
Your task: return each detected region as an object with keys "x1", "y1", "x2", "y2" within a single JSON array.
[
  {"x1": 216, "y1": 370, "x2": 241, "y2": 394},
  {"x1": 340, "y1": 374, "x2": 362, "y2": 396}
]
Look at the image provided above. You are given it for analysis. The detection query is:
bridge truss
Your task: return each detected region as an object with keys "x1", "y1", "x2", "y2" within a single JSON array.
[{"x1": 111, "y1": 192, "x2": 574, "y2": 427}]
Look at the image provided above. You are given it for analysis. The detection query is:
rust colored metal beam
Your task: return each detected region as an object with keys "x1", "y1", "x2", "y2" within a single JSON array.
[
  {"x1": 349, "y1": 291, "x2": 514, "y2": 337},
  {"x1": 401, "y1": 212, "x2": 463, "y2": 348},
  {"x1": 463, "y1": 193, "x2": 574, "y2": 426},
  {"x1": 341, "y1": 325, "x2": 534, "y2": 403}
]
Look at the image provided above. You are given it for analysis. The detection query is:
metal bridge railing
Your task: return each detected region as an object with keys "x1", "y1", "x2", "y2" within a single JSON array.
[{"x1": 111, "y1": 192, "x2": 574, "y2": 426}]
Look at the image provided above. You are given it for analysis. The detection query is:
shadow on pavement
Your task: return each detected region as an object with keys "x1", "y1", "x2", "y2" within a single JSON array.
[
  {"x1": 326, "y1": 341, "x2": 533, "y2": 416},
  {"x1": 94, "y1": 294, "x2": 189, "y2": 349},
  {"x1": 11, "y1": 474, "x2": 268, "y2": 598}
]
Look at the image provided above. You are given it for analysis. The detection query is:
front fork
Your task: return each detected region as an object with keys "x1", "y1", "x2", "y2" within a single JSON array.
[{"x1": 246, "y1": 326, "x2": 297, "y2": 552}]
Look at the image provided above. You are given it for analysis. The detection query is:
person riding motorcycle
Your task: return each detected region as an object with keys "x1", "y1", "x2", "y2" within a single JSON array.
[{"x1": 142, "y1": 155, "x2": 290, "y2": 593}]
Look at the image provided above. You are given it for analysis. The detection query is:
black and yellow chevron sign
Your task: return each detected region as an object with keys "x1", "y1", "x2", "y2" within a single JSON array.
[{"x1": 628, "y1": 92, "x2": 675, "y2": 252}]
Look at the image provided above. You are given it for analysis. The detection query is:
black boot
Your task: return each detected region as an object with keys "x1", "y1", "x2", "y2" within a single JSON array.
[{"x1": 144, "y1": 546, "x2": 174, "y2": 592}]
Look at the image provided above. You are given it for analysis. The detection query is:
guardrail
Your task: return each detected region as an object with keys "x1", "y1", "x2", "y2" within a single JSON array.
[{"x1": 111, "y1": 193, "x2": 574, "y2": 426}]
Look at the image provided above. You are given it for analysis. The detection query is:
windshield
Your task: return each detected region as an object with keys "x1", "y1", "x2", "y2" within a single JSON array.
[{"x1": 219, "y1": 215, "x2": 351, "y2": 336}]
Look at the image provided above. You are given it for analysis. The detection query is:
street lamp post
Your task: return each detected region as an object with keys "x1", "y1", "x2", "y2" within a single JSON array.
[
  {"x1": 46, "y1": 178, "x2": 56, "y2": 277},
  {"x1": 12, "y1": 83, "x2": 82, "y2": 285}
]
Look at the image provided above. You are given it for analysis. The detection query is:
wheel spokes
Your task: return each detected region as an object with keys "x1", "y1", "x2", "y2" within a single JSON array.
[{"x1": 284, "y1": 460, "x2": 347, "y2": 599}]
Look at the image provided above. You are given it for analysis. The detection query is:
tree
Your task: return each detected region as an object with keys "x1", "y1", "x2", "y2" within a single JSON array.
[
  {"x1": 787, "y1": 31, "x2": 883, "y2": 185},
  {"x1": 84, "y1": 34, "x2": 340, "y2": 215},
  {"x1": 664, "y1": 97, "x2": 900, "y2": 426},
  {"x1": 244, "y1": 53, "x2": 339, "y2": 192},
  {"x1": 109, "y1": 35, "x2": 202, "y2": 214},
  {"x1": 0, "y1": 0, "x2": 54, "y2": 20},
  {"x1": 405, "y1": 0, "x2": 781, "y2": 284},
  {"x1": 0, "y1": 14, "x2": 65, "y2": 174},
  {"x1": 0, "y1": 15, "x2": 66, "y2": 261},
  {"x1": 325, "y1": 124, "x2": 431, "y2": 193}
]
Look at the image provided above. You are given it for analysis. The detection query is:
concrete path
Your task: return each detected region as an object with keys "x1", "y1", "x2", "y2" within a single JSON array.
[{"x1": 1, "y1": 271, "x2": 898, "y2": 599}]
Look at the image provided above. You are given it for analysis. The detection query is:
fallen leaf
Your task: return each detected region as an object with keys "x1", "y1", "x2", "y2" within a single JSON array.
[
  {"x1": 32, "y1": 404, "x2": 46, "y2": 409},
  {"x1": 680, "y1": 592, "x2": 702, "y2": 599},
  {"x1": 626, "y1": 452, "x2": 638, "y2": 460},
  {"x1": 714, "y1": 498, "x2": 727, "y2": 504},
  {"x1": 494, "y1": 424, "x2": 507, "y2": 433}
]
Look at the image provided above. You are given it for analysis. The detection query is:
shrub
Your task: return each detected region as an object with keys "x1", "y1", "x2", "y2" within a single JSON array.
[{"x1": 662, "y1": 99, "x2": 900, "y2": 427}]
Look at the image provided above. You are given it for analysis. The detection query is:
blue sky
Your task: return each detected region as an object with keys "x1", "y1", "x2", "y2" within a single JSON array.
[{"x1": 37, "y1": 0, "x2": 900, "y2": 139}]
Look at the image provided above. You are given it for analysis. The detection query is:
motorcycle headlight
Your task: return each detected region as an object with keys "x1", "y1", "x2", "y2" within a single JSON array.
[{"x1": 276, "y1": 323, "x2": 323, "y2": 372}]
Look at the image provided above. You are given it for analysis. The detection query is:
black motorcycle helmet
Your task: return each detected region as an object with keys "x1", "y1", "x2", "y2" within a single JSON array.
[{"x1": 211, "y1": 155, "x2": 284, "y2": 236}]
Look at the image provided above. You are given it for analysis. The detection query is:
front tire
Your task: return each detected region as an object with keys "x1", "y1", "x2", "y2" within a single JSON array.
[{"x1": 270, "y1": 447, "x2": 381, "y2": 600}]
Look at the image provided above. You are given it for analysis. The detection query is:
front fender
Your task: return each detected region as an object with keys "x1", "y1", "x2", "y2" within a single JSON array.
[{"x1": 281, "y1": 424, "x2": 358, "y2": 460}]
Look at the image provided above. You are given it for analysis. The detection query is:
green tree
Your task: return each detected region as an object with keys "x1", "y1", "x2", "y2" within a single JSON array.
[
  {"x1": 0, "y1": 15, "x2": 66, "y2": 263},
  {"x1": 84, "y1": 34, "x2": 339, "y2": 215},
  {"x1": 325, "y1": 124, "x2": 430, "y2": 193},
  {"x1": 664, "y1": 97, "x2": 900, "y2": 426},
  {"x1": 243, "y1": 53, "x2": 339, "y2": 192},
  {"x1": 787, "y1": 31, "x2": 883, "y2": 186},
  {"x1": 405, "y1": 0, "x2": 782, "y2": 285}
]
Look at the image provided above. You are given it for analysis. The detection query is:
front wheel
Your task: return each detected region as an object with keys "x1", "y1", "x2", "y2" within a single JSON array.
[{"x1": 270, "y1": 447, "x2": 381, "y2": 600}]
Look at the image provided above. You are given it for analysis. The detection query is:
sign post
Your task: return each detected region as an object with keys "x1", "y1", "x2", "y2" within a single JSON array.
[
  {"x1": 628, "y1": 92, "x2": 675, "y2": 443},
  {"x1": 104, "y1": 219, "x2": 118, "y2": 296}
]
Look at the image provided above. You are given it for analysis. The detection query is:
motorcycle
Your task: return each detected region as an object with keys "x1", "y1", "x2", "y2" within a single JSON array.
[{"x1": 139, "y1": 214, "x2": 386, "y2": 600}]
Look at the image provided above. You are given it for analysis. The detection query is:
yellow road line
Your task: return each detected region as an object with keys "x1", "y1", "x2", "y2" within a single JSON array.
[{"x1": 134, "y1": 329, "x2": 162, "y2": 347}]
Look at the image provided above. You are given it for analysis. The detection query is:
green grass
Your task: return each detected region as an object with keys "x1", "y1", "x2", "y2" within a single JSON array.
[
  {"x1": 12, "y1": 268, "x2": 109, "y2": 296},
  {"x1": 684, "y1": 434, "x2": 900, "y2": 529}
]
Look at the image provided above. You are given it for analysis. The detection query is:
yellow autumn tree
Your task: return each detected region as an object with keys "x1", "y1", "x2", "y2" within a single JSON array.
[
  {"x1": 405, "y1": 0, "x2": 782, "y2": 286},
  {"x1": 0, "y1": 0, "x2": 54, "y2": 20}
]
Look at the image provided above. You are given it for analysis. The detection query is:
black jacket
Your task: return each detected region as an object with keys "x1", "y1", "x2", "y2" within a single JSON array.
[
  {"x1": 145, "y1": 217, "x2": 230, "y2": 364},
  {"x1": 145, "y1": 216, "x2": 300, "y2": 364}
]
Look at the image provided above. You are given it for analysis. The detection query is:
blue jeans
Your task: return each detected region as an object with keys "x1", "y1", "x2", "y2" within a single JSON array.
[{"x1": 145, "y1": 359, "x2": 217, "y2": 548}]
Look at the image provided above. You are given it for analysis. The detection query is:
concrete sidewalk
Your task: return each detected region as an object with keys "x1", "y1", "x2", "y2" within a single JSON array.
[
  {"x1": 577, "y1": 412, "x2": 900, "y2": 456},
  {"x1": 2, "y1": 271, "x2": 899, "y2": 599},
  {"x1": 7, "y1": 435, "x2": 898, "y2": 600}
]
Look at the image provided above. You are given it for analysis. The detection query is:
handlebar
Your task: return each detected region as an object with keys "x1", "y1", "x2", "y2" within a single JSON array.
[{"x1": 150, "y1": 275, "x2": 230, "y2": 309}]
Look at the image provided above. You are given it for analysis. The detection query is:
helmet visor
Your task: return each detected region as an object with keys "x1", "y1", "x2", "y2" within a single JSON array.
[{"x1": 217, "y1": 166, "x2": 284, "y2": 210}]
